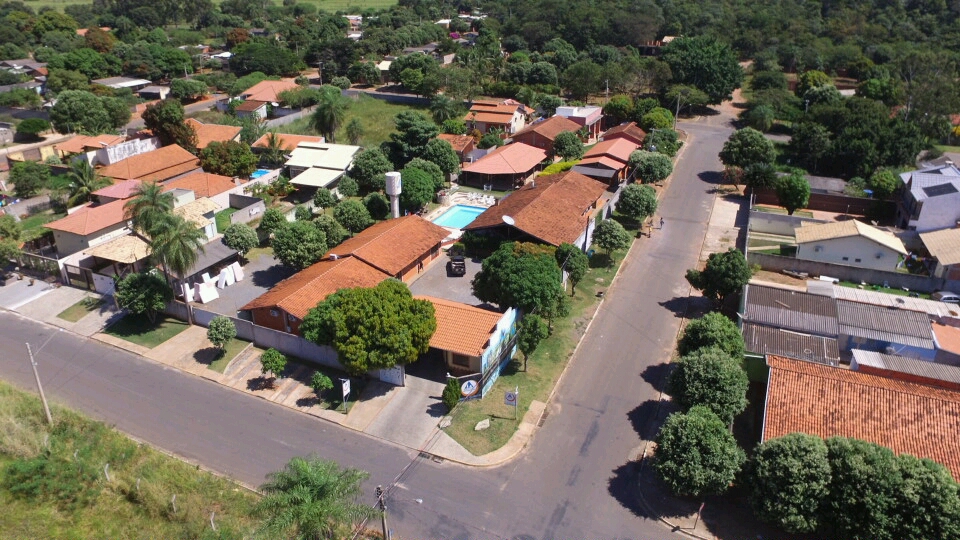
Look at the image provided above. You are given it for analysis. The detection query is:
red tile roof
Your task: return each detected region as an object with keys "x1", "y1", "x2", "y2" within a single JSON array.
[
  {"x1": 184, "y1": 118, "x2": 242, "y2": 149},
  {"x1": 326, "y1": 216, "x2": 450, "y2": 276},
  {"x1": 162, "y1": 171, "x2": 237, "y2": 198},
  {"x1": 462, "y1": 143, "x2": 547, "y2": 176},
  {"x1": 437, "y1": 134, "x2": 475, "y2": 154},
  {"x1": 252, "y1": 133, "x2": 325, "y2": 151},
  {"x1": 45, "y1": 199, "x2": 129, "y2": 236},
  {"x1": 241, "y1": 79, "x2": 300, "y2": 103},
  {"x1": 602, "y1": 122, "x2": 647, "y2": 145},
  {"x1": 92, "y1": 179, "x2": 142, "y2": 200},
  {"x1": 764, "y1": 355, "x2": 960, "y2": 480},
  {"x1": 241, "y1": 257, "x2": 389, "y2": 320},
  {"x1": 416, "y1": 296, "x2": 504, "y2": 357},
  {"x1": 511, "y1": 116, "x2": 581, "y2": 142},
  {"x1": 98, "y1": 145, "x2": 200, "y2": 182},
  {"x1": 56, "y1": 134, "x2": 126, "y2": 155},
  {"x1": 235, "y1": 100, "x2": 267, "y2": 113},
  {"x1": 578, "y1": 155, "x2": 625, "y2": 170},
  {"x1": 933, "y1": 323, "x2": 960, "y2": 356},
  {"x1": 465, "y1": 171, "x2": 608, "y2": 246},
  {"x1": 582, "y1": 138, "x2": 638, "y2": 164}
]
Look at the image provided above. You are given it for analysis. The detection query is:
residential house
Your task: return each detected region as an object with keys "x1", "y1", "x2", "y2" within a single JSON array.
[
  {"x1": 184, "y1": 118, "x2": 242, "y2": 150},
  {"x1": 572, "y1": 137, "x2": 638, "y2": 185},
  {"x1": 239, "y1": 79, "x2": 300, "y2": 104},
  {"x1": 601, "y1": 122, "x2": 646, "y2": 146},
  {"x1": 91, "y1": 179, "x2": 143, "y2": 204},
  {"x1": 242, "y1": 257, "x2": 390, "y2": 334},
  {"x1": 851, "y1": 349, "x2": 960, "y2": 390},
  {"x1": 44, "y1": 199, "x2": 130, "y2": 256},
  {"x1": 742, "y1": 322, "x2": 841, "y2": 365},
  {"x1": 251, "y1": 133, "x2": 325, "y2": 153},
  {"x1": 436, "y1": 134, "x2": 476, "y2": 164},
  {"x1": 326, "y1": 215, "x2": 450, "y2": 282},
  {"x1": 920, "y1": 227, "x2": 960, "y2": 281},
  {"x1": 0, "y1": 58, "x2": 47, "y2": 79},
  {"x1": 897, "y1": 162, "x2": 960, "y2": 232},
  {"x1": 0, "y1": 81, "x2": 42, "y2": 95},
  {"x1": 91, "y1": 77, "x2": 152, "y2": 91},
  {"x1": 55, "y1": 134, "x2": 127, "y2": 160},
  {"x1": 284, "y1": 142, "x2": 361, "y2": 190},
  {"x1": 162, "y1": 171, "x2": 241, "y2": 209},
  {"x1": 762, "y1": 354, "x2": 960, "y2": 480},
  {"x1": 555, "y1": 105, "x2": 603, "y2": 140},
  {"x1": 234, "y1": 100, "x2": 268, "y2": 121},
  {"x1": 137, "y1": 85, "x2": 170, "y2": 100},
  {"x1": 464, "y1": 100, "x2": 527, "y2": 134},
  {"x1": 459, "y1": 142, "x2": 547, "y2": 190},
  {"x1": 932, "y1": 322, "x2": 960, "y2": 365},
  {"x1": 509, "y1": 115, "x2": 582, "y2": 155},
  {"x1": 98, "y1": 144, "x2": 200, "y2": 183},
  {"x1": 794, "y1": 220, "x2": 907, "y2": 272},
  {"x1": 173, "y1": 197, "x2": 222, "y2": 241},
  {"x1": 464, "y1": 170, "x2": 609, "y2": 249}
]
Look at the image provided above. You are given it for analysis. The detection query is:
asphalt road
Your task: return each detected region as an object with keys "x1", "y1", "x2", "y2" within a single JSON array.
[{"x1": 0, "y1": 117, "x2": 733, "y2": 540}]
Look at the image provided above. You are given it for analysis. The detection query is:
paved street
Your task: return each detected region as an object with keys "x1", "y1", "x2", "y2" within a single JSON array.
[{"x1": 0, "y1": 114, "x2": 733, "y2": 539}]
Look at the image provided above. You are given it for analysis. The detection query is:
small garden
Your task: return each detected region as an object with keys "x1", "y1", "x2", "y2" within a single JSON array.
[{"x1": 105, "y1": 314, "x2": 189, "y2": 349}]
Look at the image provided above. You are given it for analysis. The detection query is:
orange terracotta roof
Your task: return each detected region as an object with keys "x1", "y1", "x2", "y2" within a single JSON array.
[
  {"x1": 326, "y1": 216, "x2": 450, "y2": 276},
  {"x1": 602, "y1": 122, "x2": 647, "y2": 145},
  {"x1": 933, "y1": 323, "x2": 960, "y2": 356},
  {"x1": 465, "y1": 170, "x2": 608, "y2": 246},
  {"x1": 162, "y1": 171, "x2": 237, "y2": 198},
  {"x1": 92, "y1": 179, "x2": 142, "y2": 200},
  {"x1": 466, "y1": 111, "x2": 516, "y2": 124},
  {"x1": 583, "y1": 138, "x2": 638, "y2": 164},
  {"x1": 56, "y1": 134, "x2": 126, "y2": 155},
  {"x1": 235, "y1": 100, "x2": 267, "y2": 112},
  {"x1": 252, "y1": 133, "x2": 325, "y2": 151},
  {"x1": 578, "y1": 155, "x2": 625, "y2": 170},
  {"x1": 416, "y1": 296, "x2": 503, "y2": 357},
  {"x1": 462, "y1": 143, "x2": 547, "y2": 175},
  {"x1": 241, "y1": 79, "x2": 300, "y2": 103},
  {"x1": 437, "y1": 134, "x2": 475, "y2": 153},
  {"x1": 98, "y1": 145, "x2": 200, "y2": 182},
  {"x1": 763, "y1": 355, "x2": 960, "y2": 480},
  {"x1": 241, "y1": 257, "x2": 389, "y2": 320},
  {"x1": 184, "y1": 118, "x2": 242, "y2": 149},
  {"x1": 45, "y1": 199, "x2": 129, "y2": 236},
  {"x1": 470, "y1": 101, "x2": 521, "y2": 114},
  {"x1": 511, "y1": 116, "x2": 581, "y2": 142}
]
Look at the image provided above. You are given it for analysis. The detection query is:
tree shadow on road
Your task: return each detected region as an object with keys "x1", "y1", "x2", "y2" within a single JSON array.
[
  {"x1": 698, "y1": 170, "x2": 725, "y2": 185},
  {"x1": 658, "y1": 296, "x2": 689, "y2": 318},
  {"x1": 641, "y1": 362, "x2": 674, "y2": 394},
  {"x1": 607, "y1": 460, "x2": 650, "y2": 519}
]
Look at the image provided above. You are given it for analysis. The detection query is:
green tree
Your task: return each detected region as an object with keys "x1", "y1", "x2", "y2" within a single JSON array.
[
  {"x1": 258, "y1": 208, "x2": 287, "y2": 237},
  {"x1": 114, "y1": 270, "x2": 172, "y2": 323},
  {"x1": 867, "y1": 169, "x2": 899, "y2": 200},
  {"x1": 894, "y1": 454, "x2": 960, "y2": 540},
  {"x1": 678, "y1": 312, "x2": 745, "y2": 358},
  {"x1": 310, "y1": 86, "x2": 350, "y2": 143},
  {"x1": 661, "y1": 36, "x2": 743, "y2": 104},
  {"x1": 407, "y1": 158, "x2": 444, "y2": 191},
  {"x1": 788, "y1": 122, "x2": 831, "y2": 173},
  {"x1": 517, "y1": 314, "x2": 549, "y2": 371},
  {"x1": 666, "y1": 347, "x2": 748, "y2": 423},
  {"x1": 685, "y1": 248, "x2": 752, "y2": 308},
  {"x1": 151, "y1": 214, "x2": 206, "y2": 285},
  {"x1": 65, "y1": 159, "x2": 109, "y2": 207},
  {"x1": 169, "y1": 78, "x2": 208, "y2": 101},
  {"x1": 774, "y1": 173, "x2": 811, "y2": 215},
  {"x1": 603, "y1": 95, "x2": 634, "y2": 125},
  {"x1": 272, "y1": 221, "x2": 327, "y2": 270},
  {"x1": 421, "y1": 139, "x2": 461, "y2": 178},
  {"x1": 666, "y1": 84, "x2": 710, "y2": 119},
  {"x1": 46, "y1": 69, "x2": 89, "y2": 94},
  {"x1": 617, "y1": 183, "x2": 658, "y2": 223},
  {"x1": 472, "y1": 242, "x2": 565, "y2": 314},
  {"x1": 0, "y1": 214, "x2": 22, "y2": 263},
  {"x1": 314, "y1": 214, "x2": 349, "y2": 248},
  {"x1": 629, "y1": 151, "x2": 673, "y2": 184},
  {"x1": 333, "y1": 200, "x2": 372, "y2": 235},
  {"x1": 142, "y1": 99, "x2": 197, "y2": 151},
  {"x1": 347, "y1": 62, "x2": 380, "y2": 85},
  {"x1": 344, "y1": 118, "x2": 364, "y2": 145},
  {"x1": 561, "y1": 60, "x2": 602, "y2": 101},
  {"x1": 310, "y1": 372, "x2": 333, "y2": 397},
  {"x1": 206, "y1": 315, "x2": 236, "y2": 351},
  {"x1": 348, "y1": 148, "x2": 392, "y2": 193},
  {"x1": 742, "y1": 162, "x2": 778, "y2": 190},
  {"x1": 593, "y1": 219, "x2": 631, "y2": 255},
  {"x1": 796, "y1": 70, "x2": 831, "y2": 97},
  {"x1": 336, "y1": 176, "x2": 359, "y2": 198},
  {"x1": 199, "y1": 140, "x2": 258, "y2": 178},
  {"x1": 644, "y1": 128, "x2": 682, "y2": 157},
  {"x1": 751, "y1": 71, "x2": 788, "y2": 92},
  {"x1": 362, "y1": 192, "x2": 389, "y2": 220},
  {"x1": 823, "y1": 437, "x2": 902, "y2": 540},
  {"x1": 552, "y1": 131, "x2": 584, "y2": 160},
  {"x1": 441, "y1": 119, "x2": 467, "y2": 135},
  {"x1": 654, "y1": 406, "x2": 745, "y2": 498},
  {"x1": 429, "y1": 95, "x2": 463, "y2": 124},
  {"x1": 719, "y1": 128, "x2": 776, "y2": 169},
  {"x1": 384, "y1": 111, "x2": 439, "y2": 167},
  {"x1": 295, "y1": 205, "x2": 312, "y2": 221},
  {"x1": 442, "y1": 379, "x2": 461, "y2": 412},
  {"x1": 555, "y1": 243, "x2": 588, "y2": 293},
  {"x1": 749, "y1": 433, "x2": 831, "y2": 533},
  {"x1": 640, "y1": 107, "x2": 674, "y2": 131},
  {"x1": 478, "y1": 132, "x2": 504, "y2": 149},
  {"x1": 259, "y1": 348, "x2": 287, "y2": 383},
  {"x1": 259, "y1": 132, "x2": 286, "y2": 168},
  {"x1": 743, "y1": 104, "x2": 775, "y2": 132},
  {"x1": 125, "y1": 182, "x2": 174, "y2": 238},
  {"x1": 399, "y1": 166, "x2": 435, "y2": 212},
  {"x1": 222, "y1": 223, "x2": 258, "y2": 259},
  {"x1": 301, "y1": 280, "x2": 436, "y2": 375},
  {"x1": 9, "y1": 161, "x2": 50, "y2": 198},
  {"x1": 16, "y1": 118, "x2": 50, "y2": 138},
  {"x1": 49, "y1": 90, "x2": 114, "y2": 134},
  {"x1": 312, "y1": 188, "x2": 338, "y2": 213}
]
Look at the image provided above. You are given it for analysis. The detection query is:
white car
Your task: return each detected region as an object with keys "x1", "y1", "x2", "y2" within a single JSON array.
[{"x1": 932, "y1": 291, "x2": 960, "y2": 304}]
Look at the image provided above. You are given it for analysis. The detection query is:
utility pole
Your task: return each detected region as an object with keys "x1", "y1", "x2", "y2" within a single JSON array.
[
  {"x1": 26, "y1": 343, "x2": 52, "y2": 424},
  {"x1": 375, "y1": 485, "x2": 389, "y2": 540}
]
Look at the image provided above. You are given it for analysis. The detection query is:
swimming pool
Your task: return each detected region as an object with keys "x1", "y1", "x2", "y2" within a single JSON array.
[
  {"x1": 432, "y1": 204, "x2": 486, "y2": 229},
  {"x1": 250, "y1": 169, "x2": 271, "y2": 179}
]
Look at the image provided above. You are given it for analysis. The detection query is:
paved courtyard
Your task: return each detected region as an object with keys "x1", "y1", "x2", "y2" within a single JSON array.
[
  {"x1": 200, "y1": 252, "x2": 295, "y2": 317},
  {"x1": 408, "y1": 253, "x2": 485, "y2": 305}
]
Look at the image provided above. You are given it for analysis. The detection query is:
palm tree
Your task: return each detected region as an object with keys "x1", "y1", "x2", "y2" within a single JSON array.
[
  {"x1": 151, "y1": 214, "x2": 207, "y2": 324},
  {"x1": 429, "y1": 95, "x2": 462, "y2": 123},
  {"x1": 66, "y1": 160, "x2": 111, "y2": 207},
  {"x1": 124, "y1": 182, "x2": 174, "y2": 238},
  {"x1": 255, "y1": 456, "x2": 377, "y2": 540},
  {"x1": 261, "y1": 131, "x2": 287, "y2": 167},
  {"x1": 310, "y1": 89, "x2": 349, "y2": 143}
]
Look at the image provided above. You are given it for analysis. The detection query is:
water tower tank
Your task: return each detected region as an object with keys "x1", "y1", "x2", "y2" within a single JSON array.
[{"x1": 385, "y1": 172, "x2": 402, "y2": 196}]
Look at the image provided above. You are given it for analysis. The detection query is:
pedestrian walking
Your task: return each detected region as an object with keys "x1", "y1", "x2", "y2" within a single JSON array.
[{"x1": 659, "y1": 217, "x2": 664, "y2": 229}]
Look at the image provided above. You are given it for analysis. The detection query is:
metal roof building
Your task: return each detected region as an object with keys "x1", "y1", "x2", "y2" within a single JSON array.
[
  {"x1": 743, "y1": 322, "x2": 840, "y2": 365},
  {"x1": 742, "y1": 284, "x2": 839, "y2": 336},
  {"x1": 851, "y1": 349, "x2": 960, "y2": 391}
]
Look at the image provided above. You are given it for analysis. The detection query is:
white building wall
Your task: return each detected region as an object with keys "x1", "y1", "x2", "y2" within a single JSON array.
[
  {"x1": 53, "y1": 222, "x2": 131, "y2": 256},
  {"x1": 796, "y1": 236, "x2": 902, "y2": 272},
  {"x1": 913, "y1": 192, "x2": 960, "y2": 232}
]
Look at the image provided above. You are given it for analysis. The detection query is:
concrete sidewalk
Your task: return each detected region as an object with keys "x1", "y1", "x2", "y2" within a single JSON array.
[{"x1": 12, "y1": 285, "x2": 122, "y2": 336}]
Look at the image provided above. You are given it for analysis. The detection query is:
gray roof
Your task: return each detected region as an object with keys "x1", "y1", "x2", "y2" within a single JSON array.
[
  {"x1": 742, "y1": 284, "x2": 839, "y2": 336},
  {"x1": 901, "y1": 164, "x2": 960, "y2": 202},
  {"x1": 837, "y1": 300, "x2": 934, "y2": 349},
  {"x1": 182, "y1": 238, "x2": 238, "y2": 279},
  {"x1": 830, "y1": 285, "x2": 960, "y2": 318},
  {"x1": 851, "y1": 349, "x2": 960, "y2": 389},
  {"x1": 0, "y1": 81, "x2": 41, "y2": 93},
  {"x1": 571, "y1": 165, "x2": 618, "y2": 179},
  {"x1": 743, "y1": 322, "x2": 840, "y2": 365}
]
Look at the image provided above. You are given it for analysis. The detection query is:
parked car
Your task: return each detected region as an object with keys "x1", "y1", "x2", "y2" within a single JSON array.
[
  {"x1": 932, "y1": 291, "x2": 960, "y2": 304},
  {"x1": 447, "y1": 255, "x2": 466, "y2": 277}
]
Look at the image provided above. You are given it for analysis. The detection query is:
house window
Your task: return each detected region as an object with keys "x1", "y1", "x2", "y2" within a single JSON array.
[
  {"x1": 842, "y1": 257, "x2": 849, "y2": 261},
  {"x1": 451, "y1": 354, "x2": 470, "y2": 367},
  {"x1": 269, "y1": 309, "x2": 279, "y2": 317},
  {"x1": 855, "y1": 258, "x2": 861, "y2": 263},
  {"x1": 287, "y1": 314, "x2": 298, "y2": 323}
]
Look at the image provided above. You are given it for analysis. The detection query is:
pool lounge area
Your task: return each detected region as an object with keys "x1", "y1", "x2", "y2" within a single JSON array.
[{"x1": 432, "y1": 204, "x2": 486, "y2": 229}]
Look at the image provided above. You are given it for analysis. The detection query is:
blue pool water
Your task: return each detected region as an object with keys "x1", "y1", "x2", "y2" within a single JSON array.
[
  {"x1": 250, "y1": 169, "x2": 271, "y2": 179},
  {"x1": 432, "y1": 204, "x2": 486, "y2": 229}
]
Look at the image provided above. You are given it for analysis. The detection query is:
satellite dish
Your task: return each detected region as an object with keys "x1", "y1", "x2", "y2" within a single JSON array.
[{"x1": 502, "y1": 215, "x2": 515, "y2": 226}]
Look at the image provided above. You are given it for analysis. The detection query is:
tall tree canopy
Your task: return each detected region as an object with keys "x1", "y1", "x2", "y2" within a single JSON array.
[{"x1": 660, "y1": 36, "x2": 743, "y2": 104}]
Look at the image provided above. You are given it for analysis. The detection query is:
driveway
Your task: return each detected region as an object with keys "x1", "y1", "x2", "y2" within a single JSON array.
[
  {"x1": 200, "y1": 252, "x2": 295, "y2": 317},
  {"x1": 408, "y1": 254, "x2": 484, "y2": 305},
  {"x1": 0, "y1": 278, "x2": 57, "y2": 310}
]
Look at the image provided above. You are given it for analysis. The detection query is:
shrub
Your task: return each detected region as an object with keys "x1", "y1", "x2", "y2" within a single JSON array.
[
  {"x1": 336, "y1": 176, "x2": 359, "y2": 198},
  {"x1": 442, "y1": 379, "x2": 461, "y2": 412},
  {"x1": 206, "y1": 316, "x2": 237, "y2": 351}
]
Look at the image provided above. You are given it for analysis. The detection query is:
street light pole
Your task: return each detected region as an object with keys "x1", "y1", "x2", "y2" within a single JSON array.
[
  {"x1": 26, "y1": 343, "x2": 52, "y2": 424},
  {"x1": 375, "y1": 485, "x2": 389, "y2": 540}
]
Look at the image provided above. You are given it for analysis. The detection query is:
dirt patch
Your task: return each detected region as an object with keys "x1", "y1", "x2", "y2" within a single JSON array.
[{"x1": 751, "y1": 269, "x2": 807, "y2": 288}]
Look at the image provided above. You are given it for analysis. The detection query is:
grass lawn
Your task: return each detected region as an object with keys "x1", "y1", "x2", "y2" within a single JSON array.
[
  {"x1": 280, "y1": 94, "x2": 428, "y2": 148},
  {"x1": 444, "y1": 247, "x2": 627, "y2": 456},
  {"x1": 205, "y1": 338, "x2": 251, "y2": 373},
  {"x1": 0, "y1": 380, "x2": 259, "y2": 539},
  {"x1": 105, "y1": 314, "x2": 189, "y2": 349},
  {"x1": 215, "y1": 207, "x2": 238, "y2": 232},
  {"x1": 245, "y1": 244, "x2": 274, "y2": 262},
  {"x1": 18, "y1": 209, "x2": 66, "y2": 241},
  {"x1": 56, "y1": 296, "x2": 105, "y2": 323},
  {"x1": 936, "y1": 145, "x2": 960, "y2": 154},
  {"x1": 837, "y1": 280, "x2": 931, "y2": 299}
]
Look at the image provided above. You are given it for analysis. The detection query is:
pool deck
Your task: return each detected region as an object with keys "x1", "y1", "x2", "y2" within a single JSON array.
[{"x1": 424, "y1": 190, "x2": 496, "y2": 222}]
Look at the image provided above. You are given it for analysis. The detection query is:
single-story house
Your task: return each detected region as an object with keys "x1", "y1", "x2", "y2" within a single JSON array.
[
  {"x1": 794, "y1": 220, "x2": 907, "y2": 272},
  {"x1": 44, "y1": 199, "x2": 131, "y2": 256},
  {"x1": 897, "y1": 162, "x2": 960, "y2": 232},
  {"x1": 920, "y1": 227, "x2": 960, "y2": 281},
  {"x1": 555, "y1": 105, "x2": 603, "y2": 140},
  {"x1": 437, "y1": 134, "x2": 476, "y2": 164},
  {"x1": 240, "y1": 79, "x2": 300, "y2": 104},
  {"x1": 762, "y1": 354, "x2": 960, "y2": 480},
  {"x1": 285, "y1": 142, "x2": 361, "y2": 189},
  {"x1": 91, "y1": 77, "x2": 152, "y2": 91},
  {"x1": 242, "y1": 257, "x2": 390, "y2": 334},
  {"x1": 251, "y1": 133, "x2": 325, "y2": 153},
  {"x1": 184, "y1": 118, "x2": 242, "y2": 150},
  {"x1": 234, "y1": 100, "x2": 268, "y2": 120},
  {"x1": 163, "y1": 171, "x2": 240, "y2": 209},
  {"x1": 573, "y1": 137, "x2": 638, "y2": 185},
  {"x1": 459, "y1": 142, "x2": 547, "y2": 190},
  {"x1": 741, "y1": 284, "x2": 840, "y2": 337},
  {"x1": 97, "y1": 144, "x2": 200, "y2": 183},
  {"x1": 326, "y1": 215, "x2": 450, "y2": 283},
  {"x1": 601, "y1": 122, "x2": 646, "y2": 146},
  {"x1": 464, "y1": 170, "x2": 609, "y2": 249},
  {"x1": 509, "y1": 115, "x2": 582, "y2": 155},
  {"x1": 464, "y1": 100, "x2": 526, "y2": 134},
  {"x1": 742, "y1": 322, "x2": 841, "y2": 365},
  {"x1": 55, "y1": 134, "x2": 127, "y2": 159}
]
